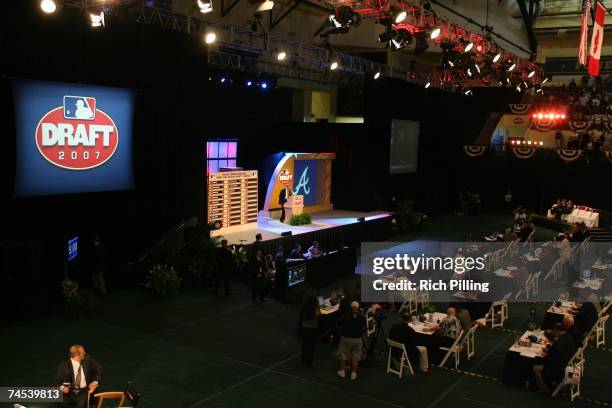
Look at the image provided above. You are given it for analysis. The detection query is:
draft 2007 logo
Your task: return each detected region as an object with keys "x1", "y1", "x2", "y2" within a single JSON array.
[{"x1": 35, "y1": 95, "x2": 119, "y2": 170}]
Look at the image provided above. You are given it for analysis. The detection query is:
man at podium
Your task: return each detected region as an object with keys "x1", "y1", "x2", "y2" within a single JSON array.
[{"x1": 278, "y1": 185, "x2": 292, "y2": 223}]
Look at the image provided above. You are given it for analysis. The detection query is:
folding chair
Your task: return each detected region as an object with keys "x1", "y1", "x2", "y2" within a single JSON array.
[
  {"x1": 365, "y1": 305, "x2": 378, "y2": 337},
  {"x1": 551, "y1": 347, "x2": 585, "y2": 401},
  {"x1": 92, "y1": 392, "x2": 126, "y2": 408},
  {"x1": 484, "y1": 292, "x2": 512, "y2": 329},
  {"x1": 385, "y1": 339, "x2": 415, "y2": 379},
  {"x1": 599, "y1": 300, "x2": 612, "y2": 317},
  {"x1": 419, "y1": 291, "x2": 430, "y2": 311},
  {"x1": 462, "y1": 324, "x2": 478, "y2": 361},
  {"x1": 530, "y1": 271, "x2": 541, "y2": 297},
  {"x1": 595, "y1": 314, "x2": 609, "y2": 348},
  {"x1": 544, "y1": 256, "x2": 565, "y2": 281},
  {"x1": 438, "y1": 330, "x2": 465, "y2": 368},
  {"x1": 398, "y1": 291, "x2": 418, "y2": 316}
]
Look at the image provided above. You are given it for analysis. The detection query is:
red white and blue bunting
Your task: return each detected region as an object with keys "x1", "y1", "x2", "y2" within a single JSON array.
[
  {"x1": 463, "y1": 145, "x2": 488, "y2": 157},
  {"x1": 556, "y1": 149, "x2": 583, "y2": 163},
  {"x1": 568, "y1": 121, "x2": 592, "y2": 133},
  {"x1": 509, "y1": 104, "x2": 531, "y2": 115},
  {"x1": 512, "y1": 147, "x2": 537, "y2": 159},
  {"x1": 531, "y1": 118, "x2": 556, "y2": 132},
  {"x1": 603, "y1": 150, "x2": 612, "y2": 163}
]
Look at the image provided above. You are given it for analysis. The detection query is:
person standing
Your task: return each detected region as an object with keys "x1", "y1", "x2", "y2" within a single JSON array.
[
  {"x1": 250, "y1": 249, "x2": 266, "y2": 303},
  {"x1": 53, "y1": 345, "x2": 102, "y2": 408},
  {"x1": 278, "y1": 185, "x2": 291, "y2": 223},
  {"x1": 91, "y1": 236, "x2": 107, "y2": 296},
  {"x1": 299, "y1": 295, "x2": 320, "y2": 367},
  {"x1": 214, "y1": 239, "x2": 233, "y2": 297},
  {"x1": 337, "y1": 301, "x2": 366, "y2": 381}
]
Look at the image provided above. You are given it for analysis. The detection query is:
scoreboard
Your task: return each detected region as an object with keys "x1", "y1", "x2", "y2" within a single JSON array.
[{"x1": 208, "y1": 170, "x2": 258, "y2": 228}]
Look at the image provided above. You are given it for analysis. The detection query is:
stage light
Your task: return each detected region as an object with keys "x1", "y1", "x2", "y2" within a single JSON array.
[
  {"x1": 40, "y1": 0, "x2": 56, "y2": 14},
  {"x1": 476, "y1": 45, "x2": 482, "y2": 52},
  {"x1": 277, "y1": 51, "x2": 287, "y2": 61},
  {"x1": 464, "y1": 42, "x2": 474, "y2": 53},
  {"x1": 197, "y1": 0, "x2": 213, "y2": 14},
  {"x1": 256, "y1": 0, "x2": 274, "y2": 11},
  {"x1": 205, "y1": 31, "x2": 217, "y2": 44},
  {"x1": 493, "y1": 53, "x2": 501, "y2": 63},
  {"x1": 467, "y1": 68, "x2": 472, "y2": 77},
  {"x1": 448, "y1": 60, "x2": 455, "y2": 68},
  {"x1": 474, "y1": 64, "x2": 481, "y2": 74},
  {"x1": 561, "y1": 114, "x2": 566, "y2": 119},
  {"x1": 393, "y1": 10, "x2": 407, "y2": 24},
  {"x1": 330, "y1": 61, "x2": 339, "y2": 70},
  {"x1": 516, "y1": 85, "x2": 521, "y2": 92},
  {"x1": 220, "y1": 77, "x2": 226, "y2": 83},
  {"x1": 425, "y1": 82, "x2": 431, "y2": 88},
  {"x1": 463, "y1": 88, "x2": 472, "y2": 96},
  {"x1": 261, "y1": 82, "x2": 268, "y2": 89},
  {"x1": 373, "y1": 71, "x2": 381, "y2": 80},
  {"x1": 528, "y1": 70, "x2": 536, "y2": 78},
  {"x1": 510, "y1": 140, "x2": 515, "y2": 144},
  {"x1": 540, "y1": 141, "x2": 544, "y2": 145},
  {"x1": 542, "y1": 77, "x2": 549, "y2": 84},
  {"x1": 538, "y1": 113, "x2": 543, "y2": 119},
  {"x1": 246, "y1": 81, "x2": 253, "y2": 86},
  {"x1": 528, "y1": 141, "x2": 532, "y2": 145},
  {"x1": 90, "y1": 11, "x2": 105, "y2": 28},
  {"x1": 430, "y1": 27, "x2": 441, "y2": 39},
  {"x1": 508, "y1": 63, "x2": 516, "y2": 71}
]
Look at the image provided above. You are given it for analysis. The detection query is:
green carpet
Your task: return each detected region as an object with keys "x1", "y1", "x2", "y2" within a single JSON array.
[{"x1": 0, "y1": 214, "x2": 609, "y2": 407}]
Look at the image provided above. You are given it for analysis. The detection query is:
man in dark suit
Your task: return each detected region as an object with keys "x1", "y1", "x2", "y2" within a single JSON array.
[
  {"x1": 388, "y1": 313, "x2": 430, "y2": 373},
  {"x1": 214, "y1": 239, "x2": 233, "y2": 297},
  {"x1": 278, "y1": 185, "x2": 291, "y2": 223},
  {"x1": 53, "y1": 345, "x2": 102, "y2": 408}
]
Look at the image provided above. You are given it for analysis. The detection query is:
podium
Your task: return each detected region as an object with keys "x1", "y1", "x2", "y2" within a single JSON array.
[{"x1": 285, "y1": 195, "x2": 304, "y2": 220}]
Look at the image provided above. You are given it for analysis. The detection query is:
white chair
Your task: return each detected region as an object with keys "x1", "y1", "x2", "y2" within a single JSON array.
[
  {"x1": 438, "y1": 330, "x2": 465, "y2": 368},
  {"x1": 599, "y1": 300, "x2": 612, "y2": 317},
  {"x1": 386, "y1": 339, "x2": 414, "y2": 379},
  {"x1": 482, "y1": 292, "x2": 512, "y2": 329},
  {"x1": 544, "y1": 256, "x2": 566, "y2": 281},
  {"x1": 595, "y1": 314, "x2": 609, "y2": 348},
  {"x1": 514, "y1": 273, "x2": 533, "y2": 300},
  {"x1": 462, "y1": 324, "x2": 478, "y2": 361},
  {"x1": 551, "y1": 347, "x2": 585, "y2": 401},
  {"x1": 530, "y1": 271, "x2": 541, "y2": 297},
  {"x1": 419, "y1": 291, "x2": 430, "y2": 311},
  {"x1": 398, "y1": 291, "x2": 418, "y2": 316},
  {"x1": 365, "y1": 305, "x2": 378, "y2": 337}
]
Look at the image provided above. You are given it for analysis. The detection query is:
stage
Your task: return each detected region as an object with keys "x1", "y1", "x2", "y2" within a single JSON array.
[{"x1": 211, "y1": 209, "x2": 394, "y2": 254}]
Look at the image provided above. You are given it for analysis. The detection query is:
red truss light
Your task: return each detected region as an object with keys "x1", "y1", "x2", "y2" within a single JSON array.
[{"x1": 530, "y1": 111, "x2": 567, "y2": 121}]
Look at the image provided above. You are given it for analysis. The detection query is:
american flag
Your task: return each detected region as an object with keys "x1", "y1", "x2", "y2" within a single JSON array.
[{"x1": 579, "y1": 0, "x2": 593, "y2": 65}]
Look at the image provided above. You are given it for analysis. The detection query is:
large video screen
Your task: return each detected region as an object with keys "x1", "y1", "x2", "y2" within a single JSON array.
[
  {"x1": 12, "y1": 80, "x2": 135, "y2": 196},
  {"x1": 389, "y1": 119, "x2": 420, "y2": 174}
]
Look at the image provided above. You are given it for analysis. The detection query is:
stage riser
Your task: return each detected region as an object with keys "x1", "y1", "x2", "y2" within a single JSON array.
[{"x1": 254, "y1": 215, "x2": 394, "y2": 258}]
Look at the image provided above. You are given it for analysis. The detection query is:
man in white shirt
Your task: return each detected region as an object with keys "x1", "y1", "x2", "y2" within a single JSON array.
[{"x1": 54, "y1": 345, "x2": 102, "y2": 407}]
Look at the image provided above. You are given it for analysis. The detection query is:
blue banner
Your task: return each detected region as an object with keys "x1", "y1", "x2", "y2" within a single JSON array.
[{"x1": 293, "y1": 159, "x2": 318, "y2": 206}]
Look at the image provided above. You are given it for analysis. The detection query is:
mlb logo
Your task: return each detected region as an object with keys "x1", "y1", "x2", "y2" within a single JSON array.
[{"x1": 63, "y1": 96, "x2": 96, "y2": 121}]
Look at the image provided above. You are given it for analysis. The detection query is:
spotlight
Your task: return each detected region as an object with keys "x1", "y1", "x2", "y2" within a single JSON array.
[
  {"x1": 330, "y1": 61, "x2": 339, "y2": 70},
  {"x1": 430, "y1": 27, "x2": 441, "y2": 39},
  {"x1": 528, "y1": 70, "x2": 536, "y2": 78},
  {"x1": 90, "y1": 11, "x2": 105, "y2": 28},
  {"x1": 474, "y1": 64, "x2": 481, "y2": 74},
  {"x1": 508, "y1": 63, "x2": 516, "y2": 71},
  {"x1": 247, "y1": 81, "x2": 253, "y2": 86},
  {"x1": 40, "y1": 0, "x2": 56, "y2": 14},
  {"x1": 205, "y1": 31, "x2": 217, "y2": 44},
  {"x1": 373, "y1": 71, "x2": 381, "y2": 80},
  {"x1": 277, "y1": 51, "x2": 287, "y2": 61},
  {"x1": 393, "y1": 10, "x2": 407, "y2": 24},
  {"x1": 561, "y1": 114, "x2": 566, "y2": 119},
  {"x1": 516, "y1": 85, "x2": 521, "y2": 92},
  {"x1": 425, "y1": 82, "x2": 431, "y2": 88},
  {"x1": 542, "y1": 77, "x2": 549, "y2": 84},
  {"x1": 476, "y1": 45, "x2": 482, "y2": 52},
  {"x1": 528, "y1": 140, "x2": 532, "y2": 145},
  {"x1": 492, "y1": 53, "x2": 501, "y2": 63},
  {"x1": 261, "y1": 82, "x2": 268, "y2": 89},
  {"x1": 467, "y1": 68, "x2": 472, "y2": 77},
  {"x1": 256, "y1": 0, "x2": 274, "y2": 11},
  {"x1": 197, "y1": 0, "x2": 213, "y2": 14},
  {"x1": 220, "y1": 77, "x2": 226, "y2": 83},
  {"x1": 539, "y1": 141, "x2": 544, "y2": 146},
  {"x1": 464, "y1": 42, "x2": 474, "y2": 53}
]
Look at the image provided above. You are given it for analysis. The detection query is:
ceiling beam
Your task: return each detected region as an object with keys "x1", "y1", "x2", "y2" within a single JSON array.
[{"x1": 516, "y1": 0, "x2": 538, "y2": 56}]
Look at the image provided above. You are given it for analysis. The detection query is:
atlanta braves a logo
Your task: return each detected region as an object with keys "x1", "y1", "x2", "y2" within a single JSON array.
[
  {"x1": 35, "y1": 95, "x2": 119, "y2": 170},
  {"x1": 294, "y1": 166, "x2": 310, "y2": 195}
]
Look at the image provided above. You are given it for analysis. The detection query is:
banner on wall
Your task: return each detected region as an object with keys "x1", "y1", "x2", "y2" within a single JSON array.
[
  {"x1": 508, "y1": 104, "x2": 531, "y2": 115},
  {"x1": 569, "y1": 121, "x2": 592, "y2": 133},
  {"x1": 12, "y1": 79, "x2": 135, "y2": 197},
  {"x1": 556, "y1": 149, "x2": 583, "y2": 163},
  {"x1": 531, "y1": 118, "x2": 556, "y2": 132},
  {"x1": 512, "y1": 147, "x2": 537, "y2": 159},
  {"x1": 462, "y1": 145, "x2": 487, "y2": 157},
  {"x1": 262, "y1": 153, "x2": 335, "y2": 218}
]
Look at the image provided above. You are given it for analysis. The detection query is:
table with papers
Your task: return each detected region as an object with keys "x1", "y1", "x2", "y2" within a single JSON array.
[{"x1": 502, "y1": 330, "x2": 548, "y2": 386}]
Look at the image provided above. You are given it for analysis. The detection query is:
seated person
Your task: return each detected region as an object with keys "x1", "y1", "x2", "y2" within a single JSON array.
[
  {"x1": 454, "y1": 305, "x2": 472, "y2": 335},
  {"x1": 502, "y1": 228, "x2": 518, "y2": 242},
  {"x1": 571, "y1": 295, "x2": 600, "y2": 336},
  {"x1": 307, "y1": 241, "x2": 322, "y2": 258},
  {"x1": 288, "y1": 243, "x2": 304, "y2": 259},
  {"x1": 388, "y1": 313, "x2": 430, "y2": 373},
  {"x1": 514, "y1": 206, "x2": 527, "y2": 223},
  {"x1": 562, "y1": 315, "x2": 583, "y2": 344},
  {"x1": 517, "y1": 221, "x2": 534, "y2": 242},
  {"x1": 533, "y1": 324, "x2": 577, "y2": 393},
  {"x1": 424, "y1": 307, "x2": 462, "y2": 364},
  {"x1": 555, "y1": 235, "x2": 572, "y2": 259}
]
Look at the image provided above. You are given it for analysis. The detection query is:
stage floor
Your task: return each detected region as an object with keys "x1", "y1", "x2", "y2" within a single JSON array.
[{"x1": 211, "y1": 210, "x2": 392, "y2": 245}]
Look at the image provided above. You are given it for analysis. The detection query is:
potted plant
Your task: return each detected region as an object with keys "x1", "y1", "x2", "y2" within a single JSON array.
[{"x1": 145, "y1": 264, "x2": 182, "y2": 299}]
